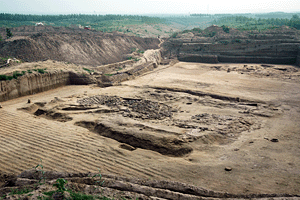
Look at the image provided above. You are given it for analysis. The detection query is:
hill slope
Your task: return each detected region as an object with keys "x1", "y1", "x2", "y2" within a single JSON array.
[{"x1": 0, "y1": 26, "x2": 160, "y2": 66}]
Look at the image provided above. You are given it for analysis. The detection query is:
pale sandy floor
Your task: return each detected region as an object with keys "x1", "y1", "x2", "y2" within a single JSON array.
[{"x1": 1, "y1": 62, "x2": 299, "y2": 195}]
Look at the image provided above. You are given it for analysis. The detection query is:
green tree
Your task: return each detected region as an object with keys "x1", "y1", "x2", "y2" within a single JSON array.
[
  {"x1": 289, "y1": 14, "x2": 300, "y2": 29},
  {"x1": 6, "y1": 28, "x2": 13, "y2": 39},
  {"x1": 222, "y1": 25, "x2": 230, "y2": 33}
]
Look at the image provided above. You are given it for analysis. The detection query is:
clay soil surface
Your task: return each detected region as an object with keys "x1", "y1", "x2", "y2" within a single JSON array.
[{"x1": 1, "y1": 62, "x2": 300, "y2": 197}]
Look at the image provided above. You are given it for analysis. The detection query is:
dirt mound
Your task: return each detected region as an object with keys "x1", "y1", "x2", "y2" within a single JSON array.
[{"x1": 0, "y1": 26, "x2": 160, "y2": 66}]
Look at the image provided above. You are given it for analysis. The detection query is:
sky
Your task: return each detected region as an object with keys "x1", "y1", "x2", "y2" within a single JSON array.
[{"x1": 0, "y1": 0, "x2": 300, "y2": 15}]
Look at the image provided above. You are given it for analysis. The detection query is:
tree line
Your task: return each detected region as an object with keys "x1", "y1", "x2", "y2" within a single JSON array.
[
  {"x1": 0, "y1": 13, "x2": 164, "y2": 24},
  {"x1": 213, "y1": 15, "x2": 300, "y2": 30}
]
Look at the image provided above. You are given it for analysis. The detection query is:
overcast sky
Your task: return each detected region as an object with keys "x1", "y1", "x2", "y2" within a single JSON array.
[{"x1": 1, "y1": 0, "x2": 300, "y2": 15}]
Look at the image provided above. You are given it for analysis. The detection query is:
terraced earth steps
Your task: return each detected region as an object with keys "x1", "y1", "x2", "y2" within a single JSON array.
[{"x1": 0, "y1": 109, "x2": 174, "y2": 180}]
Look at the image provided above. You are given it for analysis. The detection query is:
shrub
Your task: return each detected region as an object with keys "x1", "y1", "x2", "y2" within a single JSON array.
[
  {"x1": 192, "y1": 28, "x2": 202, "y2": 33},
  {"x1": 220, "y1": 40, "x2": 229, "y2": 45},
  {"x1": 0, "y1": 75, "x2": 8, "y2": 80},
  {"x1": 182, "y1": 30, "x2": 190, "y2": 34},
  {"x1": 6, "y1": 28, "x2": 13, "y2": 39},
  {"x1": 37, "y1": 69, "x2": 45, "y2": 74},
  {"x1": 137, "y1": 49, "x2": 144, "y2": 54},
  {"x1": 222, "y1": 25, "x2": 230, "y2": 33},
  {"x1": 171, "y1": 32, "x2": 178, "y2": 38},
  {"x1": 13, "y1": 71, "x2": 23, "y2": 79},
  {"x1": 204, "y1": 31, "x2": 216, "y2": 37},
  {"x1": 232, "y1": 39, "x2": 241, "y2": 43}
]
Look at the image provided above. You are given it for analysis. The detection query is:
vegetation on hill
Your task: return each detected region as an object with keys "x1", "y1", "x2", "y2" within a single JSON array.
[
  {"x1": 0, "y1": 12, "x2": 299, "y2": 38},
  {"x1": 0, "y1": 13, "x2": 165, "y2": 33},
  {"x1": 212, "y1": 14, "x2": 300, "y2": 30}
]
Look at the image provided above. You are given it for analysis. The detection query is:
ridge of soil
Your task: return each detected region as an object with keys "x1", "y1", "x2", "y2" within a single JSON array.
[
  {"x1": 1, "y1": 169, "x2": 299, "y2": 200},
  {"x1": 0, "y1": 26, "x2": 160, "y2": 66}
]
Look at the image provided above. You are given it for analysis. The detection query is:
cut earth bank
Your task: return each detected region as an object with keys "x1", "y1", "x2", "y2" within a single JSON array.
[{"x1": 0, "y1": 54, "x2": 300, "y2": 198}]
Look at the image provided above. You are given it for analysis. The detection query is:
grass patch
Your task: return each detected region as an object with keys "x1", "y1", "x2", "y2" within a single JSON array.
[
  {"x1": 43, "y1": 191, "x2": 55, "y2": 196},
  {"x1": 83, "y1": 68, "x2": 94, "y2": 73},
  {"x1": 12, "y1": 71, "x2": 23, "y2": 79},
  {"x1": 219, "y1": 40, "x2": 229, "y2": 45},
  {"x1": 137, "y1": 49, "x2": 144, "y2": 54},
  {"x1": 9, "y1": 187, "x2": 34, "y2": 195},
  {"x1": 69, "y1": 191, "x2": 99, "y2": 200}
]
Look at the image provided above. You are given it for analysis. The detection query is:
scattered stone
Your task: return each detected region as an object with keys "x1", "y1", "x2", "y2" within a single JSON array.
[
  {"x1": 249, "y1": 141, "x2": 254, "y2": 144},
  {"x1": 27, "y1": 99, "x2": 31, "y2": 104},
  {"x1": 234, "y1": 148, "x2": 239, "y2": 151},
  {"x1": 270, "y1": 138, "x2": 279, "y2": 142},
  {"x1": 78, "y1": 95, "x2": 173, "y2": 120},
  {"x1": 0, "y1": 104, "x2": 2, "y2": 108},
  {"x1": 227, "y1": 68, "x2": 231, "y2": 73},
  {"x1": 119, "y1": 143, "x2": 136, "y2": 151},
  {"x1": 225, "y1": 167, "x2": 232, "y2": 171}
]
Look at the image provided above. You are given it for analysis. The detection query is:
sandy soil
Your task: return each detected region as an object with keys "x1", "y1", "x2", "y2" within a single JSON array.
[{"x1": 0, "y1": 62, "x2": 300, "y2": 196}]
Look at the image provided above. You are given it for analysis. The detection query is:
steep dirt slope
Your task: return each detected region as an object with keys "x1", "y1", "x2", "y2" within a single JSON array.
[{"x1": 0, "y1": 26, "x2": 160, "y2": 66}]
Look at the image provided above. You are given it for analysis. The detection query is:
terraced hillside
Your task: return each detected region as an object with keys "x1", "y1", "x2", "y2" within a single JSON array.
[{"x1": 162, "y1": 25, "x2": 300, "y2": 66}]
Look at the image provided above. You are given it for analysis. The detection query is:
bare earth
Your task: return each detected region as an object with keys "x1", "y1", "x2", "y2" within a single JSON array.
[{"x1": 1, "y1": 62, "x2": 300, "y2": 196}]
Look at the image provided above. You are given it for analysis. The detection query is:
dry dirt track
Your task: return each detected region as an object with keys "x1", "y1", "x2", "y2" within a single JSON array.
[{"x1": 0, "y1": 62, "x2": 300, "y2": 196}]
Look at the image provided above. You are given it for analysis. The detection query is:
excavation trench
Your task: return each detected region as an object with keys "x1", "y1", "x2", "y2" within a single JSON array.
[
  {"x1": 75, "y1": 121, "x2": 193, "y2": 157},
  {"x1": 0, "y1": 50, "x2": 162, "y2": 102}
]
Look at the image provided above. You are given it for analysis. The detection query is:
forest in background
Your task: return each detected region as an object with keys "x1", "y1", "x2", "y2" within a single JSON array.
[{"x1": 0, "y1": 12, "x2": 299, "y2": 38}]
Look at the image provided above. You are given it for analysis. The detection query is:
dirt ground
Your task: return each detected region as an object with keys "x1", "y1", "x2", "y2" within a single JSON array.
[{"x1": 0, "y1": 62, "x2": 300, "y2": 197}]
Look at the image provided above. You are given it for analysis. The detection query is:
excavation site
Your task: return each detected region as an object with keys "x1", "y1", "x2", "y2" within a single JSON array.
[{"x1": 0, "y1": 25, "x2": 300, "y2": 199}]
